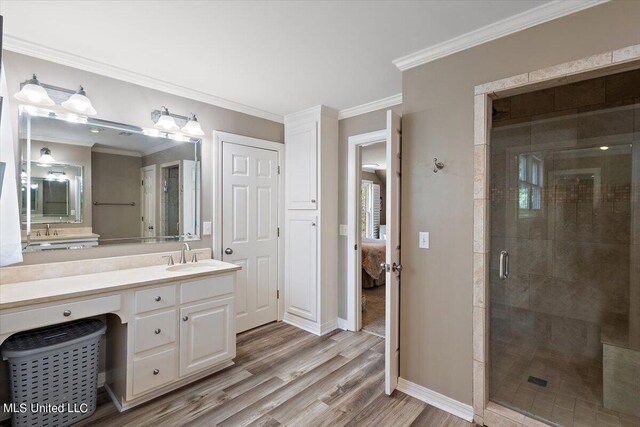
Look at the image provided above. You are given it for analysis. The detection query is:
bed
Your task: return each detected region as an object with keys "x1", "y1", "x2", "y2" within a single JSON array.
[{"x1": 361, "y1": 238, "x2": 386, "y2": 288}]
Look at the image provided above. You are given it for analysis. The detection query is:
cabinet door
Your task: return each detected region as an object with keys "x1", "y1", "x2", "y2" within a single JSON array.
[
  {"x1": 285, "y1": 215, "x2": 317, "y2": 321},
  {"x1": 285, "y1": 121, "x2": 317, "y2": 210},
  {"x1": 179, "y1": 297, "x2": 234, "y2": 377}
]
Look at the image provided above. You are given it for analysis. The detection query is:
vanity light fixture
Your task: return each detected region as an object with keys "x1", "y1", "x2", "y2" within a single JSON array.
[
  {"x1": 15, "y1": 75, "x2": 98, "y2": 116},
  {"x1": 181, "y1": 114, "x2": 205, "y2": 137},
  {"x1": 38, "y1": 147, "x2": 56, "y2": 164},
  {"x1": 61, "y1": 86, "x2": 97, "y2": 116},
  {"x1": 14, "y1": 74, "x2": 55, "y2": 107},
  {"x1": 150, "y1": 107, "x2": 204, "y2": 139},
  {"x1": 154, "y1": 106, "x2": 180, "y2": 132},
  {"x1": 362, "y1": 163, "x2": 380, "y2": 170}
]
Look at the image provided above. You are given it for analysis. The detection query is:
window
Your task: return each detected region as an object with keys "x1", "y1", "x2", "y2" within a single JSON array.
[
  {"x1": 361, "y1": 180, "x2": 380, "y2": 238},
  {"x1": 518, "y1": 154, "x2": 543, "y2": 217}
]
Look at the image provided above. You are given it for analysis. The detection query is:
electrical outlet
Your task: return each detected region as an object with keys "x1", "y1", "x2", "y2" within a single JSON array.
[
  {"x1": 339, "y1": 225, "x2": 348, "y2": 236},
  {"x1": 203, "y1": 221, "x2": 212, "y2": 236},
  {"x1": 419, "y1": 232, "x2": 430, "y2": 249}
]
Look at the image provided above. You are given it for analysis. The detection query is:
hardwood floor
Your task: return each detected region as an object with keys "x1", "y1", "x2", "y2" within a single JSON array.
[{"x1": 75, "y1": 322, "x2": 474, "y2": 427}]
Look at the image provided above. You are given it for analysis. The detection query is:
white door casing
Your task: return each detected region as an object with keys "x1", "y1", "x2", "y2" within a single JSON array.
[
  {"x1": 385, "y1": 110, "x2": 401, "y2": 395},
  {"x1": 141, "y1": 165, "x2": 156, "y2": 239},
  {"x1": 222, "y1": 143, "x2": 279, "y2": 333},
  {"x1": 181, "y1": 159, "x2": 198, "y2": 238}
]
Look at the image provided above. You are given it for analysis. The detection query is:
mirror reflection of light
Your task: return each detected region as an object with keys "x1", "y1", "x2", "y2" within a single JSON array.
[{"x1": 600, "y1": 146, "x2": 609, "y2": 150}]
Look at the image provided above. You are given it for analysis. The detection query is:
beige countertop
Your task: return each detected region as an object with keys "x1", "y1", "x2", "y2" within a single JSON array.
[{"x1": 0, "y1": 259, "x2": 241, "y2": 310}]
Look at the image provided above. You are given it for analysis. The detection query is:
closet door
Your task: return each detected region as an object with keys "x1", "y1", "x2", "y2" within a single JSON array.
[
  {"x1": 285, "y1": 122, "x2": 317, "y2": 210},
  {"x1": 285, "y1": 215, "x2": 317, "y2": 321}
]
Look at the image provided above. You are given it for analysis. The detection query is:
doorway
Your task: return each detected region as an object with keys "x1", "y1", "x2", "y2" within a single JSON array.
[
  {"x1": 215, "y1": 132, "x2": 284, "y2": 334},
  {"x1": 347, "y1": 110, "x2": 402, "y2": 395},
  {"x1": 140, "y1": 165, "x2": 156, "y2": 239}
]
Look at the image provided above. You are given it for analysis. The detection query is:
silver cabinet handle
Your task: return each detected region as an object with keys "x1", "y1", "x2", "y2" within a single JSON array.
[
  {"x1": 499, "y1": 250, "x2": 509, "y2": 280},
  {"x1": 311, "y1": 199, "x2": 316, "y2": 203},
  {"x1": 63, "y1": 310, "x2": 71, "y2": 317},
  {"x1": 182, "y1": 316, "x2": 189, "y2": 321},
  {"x1": 225, "y1": 248, "x2": 233, "y2": 255},
  {"x1": 154, "y1": 328, "x2": 161, "y2": 334},
  {"x1": 311, "y1": 222, "x2": 316, "y2": 226},
  {"x1": 153, "y1": 369, "x2": 159, "y2": 375},
  {"x1": 155, "y1": 296, "x2": 162, "y2": 302}
]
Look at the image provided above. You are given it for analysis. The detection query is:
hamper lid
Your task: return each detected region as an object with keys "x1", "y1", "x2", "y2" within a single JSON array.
[{"x1": 1, "y1": 319, "x2": 106, "y2": 358}]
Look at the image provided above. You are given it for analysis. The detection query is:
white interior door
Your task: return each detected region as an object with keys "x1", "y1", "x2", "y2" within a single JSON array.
[
  {"x1": 181, "y1": 159, "x2": 198, "y2": 238},
  {"x1": 385, "y1": 110, "x2": 401, "y2": 395},
  {"x1": 141, "y1": 165, "x2": 156, "y2": 239},
  {"x1": 222, "y1": 143, "x2": 279, "y2": 333}
]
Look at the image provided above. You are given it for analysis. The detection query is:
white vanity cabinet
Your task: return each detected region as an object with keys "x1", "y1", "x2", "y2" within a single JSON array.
[
  {"x1": 0, "y1": 262, "x2": 239, "y2": 413},
  {"x1": 283, "y1": 106, "x2": 338, "y2": 335}
]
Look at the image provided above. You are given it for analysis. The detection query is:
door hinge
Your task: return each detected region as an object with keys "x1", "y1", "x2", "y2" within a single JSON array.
[
  {"x1": 277, "y1": 165, "x2": 281, "y2": 175},
  {"x1": 277, "y1": 227, "x2": 280, "y2": 237},
  {"x1": 354, "y1": 244, "x2": 358, "y2": 250},
  {"x1": 141, "y1": 216, "x2": 144, "y2": 222},
  {"x1": 277, "y1": 290, "x2": 280, "y2": 299},
  {"x1": 141, "y1": 179, "x2": 144, "y2": 186}
]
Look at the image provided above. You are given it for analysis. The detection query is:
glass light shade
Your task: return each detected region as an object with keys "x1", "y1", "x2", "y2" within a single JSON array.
[
  {"x1": 181, "y1": 115, "x2": 205, "y2": 137},
  {"x1": 154, "y1": 108, "x2": 180, "y2": 132},
  {"x1": 61, "y1": 87, "x2": 97, "y2": 115},
  {"x1": 14, "y1": 76, "x2": 55, "y2": 107},
  {"x1": 38, "y1": 147, "x2": 56, "y2": 164}
]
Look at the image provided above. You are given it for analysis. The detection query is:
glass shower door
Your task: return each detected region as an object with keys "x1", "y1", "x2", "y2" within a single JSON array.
[{"x1": 488, "y1": 70, "x2": 639, "y2": 426}]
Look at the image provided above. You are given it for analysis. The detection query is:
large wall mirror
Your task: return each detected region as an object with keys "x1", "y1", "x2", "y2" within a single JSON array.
[{"x1": 20, "y1": 107, "x2": 201, "y2": 252}]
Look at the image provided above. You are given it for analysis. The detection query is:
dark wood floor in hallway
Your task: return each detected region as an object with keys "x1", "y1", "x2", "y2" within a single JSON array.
[{"x1": 76, "y1": 322, "x2": 474, "y2": 427}]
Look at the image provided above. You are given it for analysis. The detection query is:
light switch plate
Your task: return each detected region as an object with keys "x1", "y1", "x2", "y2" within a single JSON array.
[
  {"x1": 339, "y1": 225, "x2": 348, "y2": 236},
  {"x1": 203, "y1": 221, "x2": 212, "y2": 236},
  {"x1": 419, "y1": 232, "x2": 430, "y2": 249}
]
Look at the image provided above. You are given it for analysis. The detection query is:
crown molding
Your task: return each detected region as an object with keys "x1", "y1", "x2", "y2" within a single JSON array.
[
  {"x1": 392, "y1": 0, "x2": 609, "y2": 72},
  {"x1": 337, "y1": 93, "x2": 402, "y2": 120},
  {"x1": 3, "y1": 35, "x2": 284, "y2": 123}
]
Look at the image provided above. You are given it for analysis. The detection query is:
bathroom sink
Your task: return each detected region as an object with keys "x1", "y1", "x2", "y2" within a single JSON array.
[{"x1": 166, "y1": 259, "x2": 226, "y2": 272}]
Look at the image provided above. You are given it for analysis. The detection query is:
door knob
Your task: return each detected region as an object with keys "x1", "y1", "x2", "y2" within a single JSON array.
[
  {"x1": 225, "y1": 248, "x2": 233, "y2": 255},
  {"x1": 380, "y1": 263, "x2": 390, "y2": 272},
  {"x1": 391, "y1": 263, "x2": 403, "y2": 273}
]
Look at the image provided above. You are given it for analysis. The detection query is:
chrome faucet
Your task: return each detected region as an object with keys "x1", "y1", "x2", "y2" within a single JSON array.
[
  {"x1": 45, "y1": 224, "x2": 51, "y2": 236},
  {"x1": 180, "y1": 242, "x2": 191, "y2": 264}
]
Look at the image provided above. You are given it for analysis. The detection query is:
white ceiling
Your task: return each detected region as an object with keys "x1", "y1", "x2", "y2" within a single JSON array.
[
  {"x1": 2, "y1": 1, "x2": 552, "y2": 119},
  {"x1": 362, "y1": 142, "x2": 387, "y2": 171}
]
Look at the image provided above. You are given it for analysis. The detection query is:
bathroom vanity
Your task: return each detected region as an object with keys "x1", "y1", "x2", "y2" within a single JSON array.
[{"x1": 0, "y1": 252, "x2": 240, "y2": 411}]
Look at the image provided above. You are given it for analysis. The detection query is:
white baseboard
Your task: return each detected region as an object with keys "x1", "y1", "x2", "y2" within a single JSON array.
[
  {"x1": 283, "y1": 313, "x2": 338, "y2": 336},
  {"x1": 337, "y1": 317, "x2": 348, "y2": 330},
  {"x1": 397, "y1": 377, "x2": 474, "y2": 422}
]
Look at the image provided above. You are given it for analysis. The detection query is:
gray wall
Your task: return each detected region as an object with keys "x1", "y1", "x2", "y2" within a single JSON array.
[
  {"x1": 3, "y1": 51, "x2": 283, "y2": 265},
  {"x1": 400, "y1": 1, "x2": 640, "y2": 405},
  {"x1": 337, "y1": 105, "x2": 401, "y2": 318}
]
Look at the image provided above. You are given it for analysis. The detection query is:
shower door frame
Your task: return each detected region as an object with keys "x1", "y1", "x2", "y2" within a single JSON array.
[{"x1": 472, "y1": 44, "x2": 640, "y2": 427}]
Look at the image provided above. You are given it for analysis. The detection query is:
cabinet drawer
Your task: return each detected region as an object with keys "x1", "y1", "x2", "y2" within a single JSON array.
[
  {"x1": 134, "y1": 310, "x2": 176, "y2": 354},
  {"x1": 180, "y1": 275, "x2": 234, "y2": 304},
  {"x1": 132, "y1": 349, "x2": 177, "y2": 396},
  {"x1": 135, "y1": 285, "x2": 176, "y2": 314},
  {"x1": 0, "y1": 295, "x2": 121, "y2": 335}
]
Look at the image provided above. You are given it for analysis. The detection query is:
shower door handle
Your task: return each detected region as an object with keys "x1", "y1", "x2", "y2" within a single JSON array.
[{"x1": 499, "y1": 250, "x2": 509, "y2": 280}]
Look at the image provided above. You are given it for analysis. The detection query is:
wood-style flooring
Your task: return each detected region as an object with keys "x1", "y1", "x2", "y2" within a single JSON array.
[{"x1": 74, "y1": 322, "x2": 474, "y2": 427}]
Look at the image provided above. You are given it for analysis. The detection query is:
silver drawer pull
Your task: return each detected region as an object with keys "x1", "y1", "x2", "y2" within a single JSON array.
[
  {"x1": 155, "y1": 296, "x2": 162, "y2": 302},
  {"x1": 153, "y1": 369, "x2": 159, "y2": 375},
  {"x1": 63, "y1": 310, "x2": 71, "y2": 317},
  {"x1": 499, "y1": 250, "x2": 509, "y2": 280},
  {"x1": 182, "y1": 316, "x2": 189, "y2": 321},
  {"x1": 154, "y1": 328, "x2": 161, "y2": 334},
  {"x1": 311, "y1": 199, "x2": 316, "y2": 203}
]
